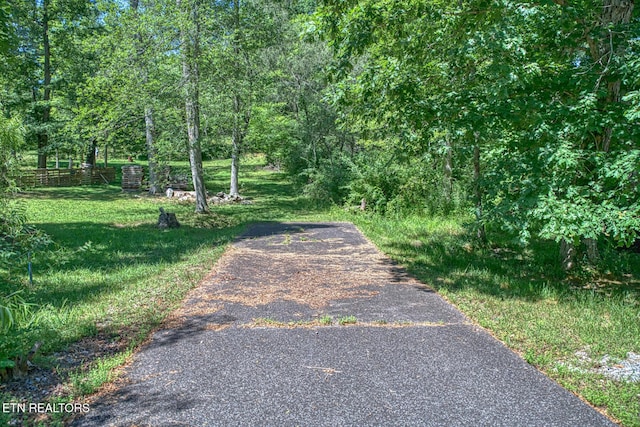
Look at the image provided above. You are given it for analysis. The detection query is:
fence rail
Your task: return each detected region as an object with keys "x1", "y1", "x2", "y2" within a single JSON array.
[{"x1": 14, "y1": 167, "x2": 116, "y2": 188}]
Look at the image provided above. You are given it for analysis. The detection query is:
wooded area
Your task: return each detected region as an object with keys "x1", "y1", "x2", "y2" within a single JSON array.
[{"x1": 1, "y1": 0, "x2": 639, "y2": 269}]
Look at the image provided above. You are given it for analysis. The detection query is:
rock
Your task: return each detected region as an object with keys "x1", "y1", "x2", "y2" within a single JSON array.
[
  {"x1": 172, "y1": 190, "x2": 194, "y2": 200},
  {"x1": 158, "y1": 207, "x2": 180, "y2": 229},
  {"x1": 205, "y1": 192, "x2": 251, "y2": 205}
]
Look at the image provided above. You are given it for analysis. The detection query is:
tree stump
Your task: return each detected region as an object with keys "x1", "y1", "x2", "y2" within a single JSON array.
[{"x1": 158, "y1": 207, "x2": 180, "y2": 229}]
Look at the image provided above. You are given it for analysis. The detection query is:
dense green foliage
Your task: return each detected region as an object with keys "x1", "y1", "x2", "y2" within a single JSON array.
[
  {"x1": 1, "y1": 0, "x2": 638, "y2": 260},
  {"x1": 314, "y1": 0, "x2": 640, "y2": 257}
]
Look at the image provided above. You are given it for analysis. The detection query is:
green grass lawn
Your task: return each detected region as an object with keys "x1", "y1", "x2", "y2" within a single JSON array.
[{"x1": 1, "y1": 155, "x2": 639, "y2": 426}]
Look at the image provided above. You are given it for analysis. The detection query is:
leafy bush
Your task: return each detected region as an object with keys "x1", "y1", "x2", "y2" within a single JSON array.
[
  {"x1": 482, "y1": 141, "x2": 640, "y2": 251},
  {"x1": 0, "y1": 110, "x2": 50, "y2": 371},
  {"x1": 0, "y1": 113, "x2": 52, "y2": 273},
  {"x1": 0, "y1": 290, "x2": 39, "y2": 373},
  {"x1": 0, "y1": 198, "x2": 52, "y2": 272},
  {"x1": 299, "y1": 154, "x2": 354, "y2": 205},
  {"x1": 347, "y1": 152, "x2": 402, "y2": 213},
  {"x1": 245, "y1": 103, "x2": 298, "y2": 168},
  {"x1": 347, "y1": 150, "x2": 470, "y2": 216}
]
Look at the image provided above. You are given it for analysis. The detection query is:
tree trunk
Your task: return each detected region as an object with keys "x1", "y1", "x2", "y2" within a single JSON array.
[
  {"x1": 229, "y1": 0, "x2": 242, "y2": 197},
  {"x1": 560, "y1": 238, "x2": 575, "y2": 271},
  {"x1": 230, "y1": 94, "x2": 241, "y2": 196},
  {"x1": 37, "y1": 0, "x2": 51, "y2": 169},
  {"x1": 85, "y1": 139, "x2": 97, "y2": 166},
  {"x1": 179, "y1": 0, "x2": 208, "y2": 213},
  {"x1": 578, "y1": 0, "x2": 633, "y2": 259},
  {"x1": 185, "y1": 88, "x2": 208, "y2": 213},
  {"x1": 145, "y1": 107, "x2": 160, "y2": 194},
  {"x1": 473, "y1": 135, "x2": 486, "y2": 242},
  {"x1": 443, "y1": 133, "x2": 453, "y2": 203},
  {"x1": 591, "y1": 0, "x2": 634, "y2": 152},
  {"x1": 584, "y1": 238, "x2": 600, "y2": 264},
  {"x1": 131, "y1": 0, "x2": 161, "y2": 196}
]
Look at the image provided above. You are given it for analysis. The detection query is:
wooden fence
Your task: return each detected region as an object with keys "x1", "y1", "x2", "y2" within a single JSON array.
[
  {"x1": 14, "y1": 167, "x2": 116, "y2": 188},
  {"x1": 121, "y1": 165, "x2": 144, "y2": 190}
]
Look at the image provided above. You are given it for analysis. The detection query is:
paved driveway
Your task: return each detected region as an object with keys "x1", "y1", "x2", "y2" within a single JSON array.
[{"x1": 73, "y1": 222, "x2": 614, "y2": 426}]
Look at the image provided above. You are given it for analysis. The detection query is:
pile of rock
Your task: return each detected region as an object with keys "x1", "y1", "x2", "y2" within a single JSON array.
[
  {"x1": 165, "y1": 188, "x2": 197, "y2": 202},
  {"x1": 165, "y1": 189, "x2": 252, "y2": 205},
  {"x1": 209, "y1": 191, "x2": 252, "y2": 205}
]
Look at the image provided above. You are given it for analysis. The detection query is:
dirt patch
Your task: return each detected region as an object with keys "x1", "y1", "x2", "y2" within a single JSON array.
[
  {"x1": 241, "y1": 318, "x2": 469, "y2": 329},
  {"x1": 186, "y1": 245, "x2": 402, "y2": 311},
  {"x1": 0, "y1": 333, "x2": 127, "y2": 403}
]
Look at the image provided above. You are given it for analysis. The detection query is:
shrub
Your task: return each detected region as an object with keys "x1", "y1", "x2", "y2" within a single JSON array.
[
  {"x1": 347, "y1": 151, "x2": 470, "y2": 216},
  {"x1": 300, "y1": 154, "x2": 354, "y2": 205}
]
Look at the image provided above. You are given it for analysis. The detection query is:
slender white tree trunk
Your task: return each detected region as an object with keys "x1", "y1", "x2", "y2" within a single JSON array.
[
  {"x1": 131, "y1": 0, "x2": 160, "y2": 195},
  {"x1": 230, "y1": 94, "x2": 240, "y2": 196},
  {"x1": 145, "y1": 106, "x2": 159, "y2": 194},
  {"x1": 229, "y1": 0, "x2": 242, "y2": 197},
  {"x1": 179, "y1": 0, "x2": 208, "y2": 213}
]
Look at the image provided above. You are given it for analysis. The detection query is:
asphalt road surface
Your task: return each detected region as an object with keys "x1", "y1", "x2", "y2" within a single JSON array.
[{"x1": 72, "y1": 222, "x2": 615, "y2": 427}]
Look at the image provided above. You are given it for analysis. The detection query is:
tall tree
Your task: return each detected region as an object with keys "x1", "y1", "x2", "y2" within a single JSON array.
[
  {"x1": 317, "y1": 0, "x2": 639, "y2": 264},
  {"x1": 4, "y1": 0, "x2": 99, "y2": 169},
  {"x1": 36, "y1": 0, "x2": 52, "y2": 169},
  {"x1": 200, "y1": 0, "x2": 287, "y2": 197},
  {"x1": 70, "y1": 0, "x2": 183, "y2": 193},
  {"x1": 229, "y1": 0, "x2": 242, "y2": 196},
  {"x1": 178, "y1": 0, "x2": 208, "y2": 212},
  {"x1": 130, "y1": 0, "x2": 161, "y2": 194}
]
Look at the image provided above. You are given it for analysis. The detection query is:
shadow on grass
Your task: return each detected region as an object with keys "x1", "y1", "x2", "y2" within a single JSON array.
[
  {"x1": 0, "y1": 215, "x2": 247, "y2": 365},
  {"x1": 21, "y1": 186, "x2": 127, "y2": 201},
  {"x1": 23, "y1": 221, "x2": 240, "y2": 306},
  {"x1": 373, "y1": 226, "x2": 640, "y2": 303}
]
